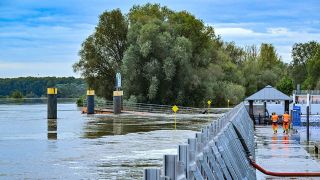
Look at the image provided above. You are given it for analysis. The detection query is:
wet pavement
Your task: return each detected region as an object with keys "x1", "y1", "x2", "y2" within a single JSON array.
[{"x1": 255, "y1": 125, "x2": 320, "y2": 180}]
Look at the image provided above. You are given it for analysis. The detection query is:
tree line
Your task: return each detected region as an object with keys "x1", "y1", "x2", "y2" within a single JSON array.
[
  {"x1": 0, "y1": 77, "x2": 85, "y2": 98},
  {"x1": 73, "y1": 4, "x2": 320, "y2": 107}
]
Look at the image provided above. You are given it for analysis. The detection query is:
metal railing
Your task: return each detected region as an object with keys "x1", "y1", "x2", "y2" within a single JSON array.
[
  {"x1": 144, "y1": 102, "x2": 256, "y2": 179},
  {"x1": 84, "y1": 99, "x2": 230, "y2": 114},
  {"x1": 293, "y1": 90, "x2": 320, "y2": 95}
]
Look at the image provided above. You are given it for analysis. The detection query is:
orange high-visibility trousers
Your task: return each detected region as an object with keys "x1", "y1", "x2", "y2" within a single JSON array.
[
  {"x1": 283, "y1": 122, "x2": 289, "y2": 131},
  {"x1": 272, "y1": 122, "x2": 278, "y2": 131}
]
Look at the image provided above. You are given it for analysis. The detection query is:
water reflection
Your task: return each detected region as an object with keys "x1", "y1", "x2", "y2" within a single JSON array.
[
  {"x1": 294, "y1": 126, "x2": 320, "y2": 142},
  {"x1": 82, "y1": 115, "x2": 210, "y2": 138},
  {"x1": 291, "y1": 133, "x2": 300, "y2": 143},
  {"x1": 47, "y1": 119, "x2": 57, "y2": 140},
  {"x1": 113, "y1": 118, "x2": 123, "y2": 135}
]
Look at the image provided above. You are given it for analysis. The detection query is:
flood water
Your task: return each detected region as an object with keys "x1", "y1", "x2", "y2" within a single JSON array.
[{"x1": 0, "y1": 99, "x2": 220, "y2": 179}]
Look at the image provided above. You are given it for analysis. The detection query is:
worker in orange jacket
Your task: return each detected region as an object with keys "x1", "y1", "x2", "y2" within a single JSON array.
[
  {"x1": 271, "y1": 112, "x2": 279, "y2": 134},
  {"x1": 282, "y1": 111, "x2": 290, "y2": 134}
]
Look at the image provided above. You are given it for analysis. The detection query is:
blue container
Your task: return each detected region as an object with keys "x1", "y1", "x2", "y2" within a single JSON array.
[{"x1": 292, "y1": 106, "x2": 301, "y2": 126}]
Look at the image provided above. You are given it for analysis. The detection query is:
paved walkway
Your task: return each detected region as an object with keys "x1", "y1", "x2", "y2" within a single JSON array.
[{"x1": 255, "y1": 125, "x2": 320, "y2": 179}]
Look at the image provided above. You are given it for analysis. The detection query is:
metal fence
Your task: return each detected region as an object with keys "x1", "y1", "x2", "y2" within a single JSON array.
[
  {"x1": 144, "y1": 102, "x2": 256, "y2": 180},
  {"x1": 84, "y1": 99, "x2": 230, "y2": 114},
  {"x1": 293, "y1": 90, "x2": 320, "y2": 95}
]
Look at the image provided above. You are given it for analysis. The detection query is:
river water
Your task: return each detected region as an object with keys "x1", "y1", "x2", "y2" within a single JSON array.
[{"x1": 0, "y1": 99, "x2": 220, "y2": 179}]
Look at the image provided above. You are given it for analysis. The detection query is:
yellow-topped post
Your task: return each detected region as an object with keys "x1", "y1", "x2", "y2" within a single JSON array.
[
  {"x1": 47, "y1": 88, "x2": 57, "y2": 119},
  {"x1": 47, "y1": 88, "x2": 58, "y2": 95},
  {"x1": 207, "y1": 100, "x2": 212, "y2": 114},
  {"x1": 87, "y1": 89, "x2": 95, "y2": 114},
  {"x1": 228, "y1": 99, "x2": 230, "y2": 108},
  {"x1": 113, "y1": 90, "x2": 123, "y2": 114},
  {"x1": 172, "y1": 105, "x2": 179, "y2": 129}
]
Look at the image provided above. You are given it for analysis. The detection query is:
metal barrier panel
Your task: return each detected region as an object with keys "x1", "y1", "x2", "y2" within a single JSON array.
[
  {"x1": 144, "y1": 169, "x2": 161, "y2": 180},
  {"x1": 144, "y1": 103, "x2": 256, "y2": 180}
]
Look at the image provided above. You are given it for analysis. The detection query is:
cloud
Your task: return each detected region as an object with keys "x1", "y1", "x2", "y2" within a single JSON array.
[
  {"x1": 1, "y1": 0, "x2": 320, "y2": 77},
  {"x1": 267, "y1": 27, "x2": 289, "y2": 35},
  {"x1": 213, "y1": 24, "x2": 320, "y2": 63},
  {"x1": 215, "y1": 27, "x2": 257, "y2": 37},
  {"x1": 0, "y1": 23, "x2": 95, "y2": 63}
]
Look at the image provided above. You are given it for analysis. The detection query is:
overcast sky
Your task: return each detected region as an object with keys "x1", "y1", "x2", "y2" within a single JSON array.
[{"x1": 1, "y1": 0, "x2": 319, "y2": 77}]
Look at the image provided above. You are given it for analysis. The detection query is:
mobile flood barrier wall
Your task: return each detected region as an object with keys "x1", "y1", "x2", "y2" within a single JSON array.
[{"x1": 144, "y1": 103, "x2": 256, "y2": 180}]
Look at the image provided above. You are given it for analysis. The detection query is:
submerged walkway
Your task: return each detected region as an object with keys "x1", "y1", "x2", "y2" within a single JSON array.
[{"x1": 255, "y1": 125, "x2": 320, "y2": 179}]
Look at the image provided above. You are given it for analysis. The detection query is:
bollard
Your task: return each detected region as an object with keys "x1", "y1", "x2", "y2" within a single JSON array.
[
  {"x1": 87, "y1": 90, "x2": 95, "y2": 114},
  {"x1": 47, "y1": 88, "x2": 57, "y2": 119},
  {"x1": 144, "y1": 169, "x2": 161, "y2": 180},
  {"x1": 113, "y1": 91, "x2": 123, "y2": 114},
  {"x1": 164, "y1": 155, "x2": 177, "y2": 180},
  {"x1": 47, "y1": 119, "x2": 57, "y2": 140},
  {"x1": 307, "y1": 106, "x2": 310, "y2": 143}
]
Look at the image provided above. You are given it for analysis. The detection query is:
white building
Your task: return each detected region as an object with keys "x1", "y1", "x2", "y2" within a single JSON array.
[{"x1": 293, "y1": 90, "x2": 320, "y2": 115}]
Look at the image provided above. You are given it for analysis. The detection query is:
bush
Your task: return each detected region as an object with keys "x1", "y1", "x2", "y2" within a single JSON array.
[
  {"x1": 10, "y1": 90, "x2": 23, "y2": 99},
  {"x1": 76, "y1": 96, "x2": 85, "y2": 107}
]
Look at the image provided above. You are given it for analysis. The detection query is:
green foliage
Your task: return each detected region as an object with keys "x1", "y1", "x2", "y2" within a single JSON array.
[
  {"x1": 224, "y1": 83, "x2": 246, "y2": 105},
  {"x1": 290, "y1": 41, "x2": 320, "y2": 85},
  {"x1": 288, "y1": 41, "x2": 320, "y2": 90},
  {"x1": 73, "y1": 9, "x2": 128, "y2": 100},
  {"x1": 56, "y1": 83, "x2": 86, "y2": 98},
  {"x1": 276, "y1": 76, "x2": 294, "y2": 95},
  {"x1": 240, "y1": 44, "x2": 285, "y2": 96},
  {"x1": 73, "y1": 3, "x2": 320, "y2": 107},
  {"x1": 305, "y1": 49, "x2": 320, "y2": 89},
  {"x1": 10, "y1": 90, "x2": 23, "y2": 99},
  {"x1": 122, "y1": 4, "x2": 217, "y2": 106},
  {"x1": 123, "y1": 95, "x2": 138, "y2": 104},
  {"x1": 0, "y1": 77, "x2": 85, "y2": 98},
  {"x1": 76, "y1": 95, "x2": 85, "y2": 107},
  {"x1": 258, "y1": 43, "x2": 281, "y2": 69}
]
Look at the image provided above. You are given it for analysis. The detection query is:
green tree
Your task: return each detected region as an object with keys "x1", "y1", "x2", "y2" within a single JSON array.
[
  {"x1": 10, "y1": 90, "x2": 23, "y2": 99},
  {"x1": 71, "y1": 4, "x2": 304, "y2": 107},
  {"x1": 241, "y1": 44, "x2": 283, "y2": 96},
  {"x1": 73, "y1": 9, "x2": 128, "y2": 99},
  {"x1": 259, "y1": 43, "x2": 281, "y2": 69},
  {"x1": 304, "y1": 48, "x2": 320, "y2": 89},
  {"x1": 0, "y1": 77, "x2": 84, "y2": 98},
  {"x1": 290, "y1": 41, "x2": 320, "y2": 85},
  {"x1": 276, "y1": 76, "x2": 294, "y2": 95},
  {"x1": 122, "y1": 4, "x2": 216, "y2": 106}
]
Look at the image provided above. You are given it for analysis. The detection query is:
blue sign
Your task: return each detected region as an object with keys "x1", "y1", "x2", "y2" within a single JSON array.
[
  {"x1": 292, "y1": 106, "x2": 301, "y2": 126},
  {"x1": 116, "y1": 73, "x2": 121, "y2": 88}
]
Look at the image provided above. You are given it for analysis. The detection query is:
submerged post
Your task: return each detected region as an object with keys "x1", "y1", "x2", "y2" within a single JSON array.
[
  {"x1": 87, "y1": 89, "x2": 95, "y2": 114},
  {"x1": 47, "y1": 119, "x2": 57, "y2": 140},
  {"x1": 47, "y1": 88, "x2": 57, "y2": 119}
]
